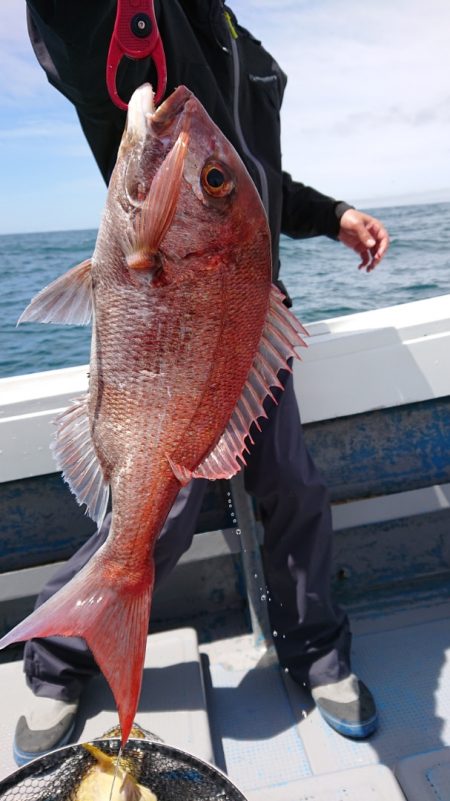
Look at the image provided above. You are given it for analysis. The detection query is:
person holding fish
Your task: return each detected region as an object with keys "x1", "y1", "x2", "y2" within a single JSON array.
[{"x1": 5, "y1": 0, "x2": 389, "y2": 766}]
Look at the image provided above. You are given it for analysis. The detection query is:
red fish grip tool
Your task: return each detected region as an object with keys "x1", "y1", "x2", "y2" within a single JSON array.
[{"x1": 107, "y1": 0, "x2": 167, "y2": 110}]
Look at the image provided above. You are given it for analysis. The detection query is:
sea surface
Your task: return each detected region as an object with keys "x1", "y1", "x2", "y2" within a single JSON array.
[{"x1": 1, "y1": 201, "x2": 449, "y2": 379}]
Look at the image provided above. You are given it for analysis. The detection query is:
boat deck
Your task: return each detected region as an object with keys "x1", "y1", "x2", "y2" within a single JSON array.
[{"x1": 1, "y1": 590, "x2": 450, "y2": 800}]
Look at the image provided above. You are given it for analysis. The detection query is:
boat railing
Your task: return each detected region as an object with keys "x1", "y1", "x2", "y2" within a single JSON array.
[{"x1": 2, "y1": 293, "x2": 450, "y2": 637}]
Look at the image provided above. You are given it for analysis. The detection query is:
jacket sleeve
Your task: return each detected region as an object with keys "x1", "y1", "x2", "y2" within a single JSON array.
[{"x1": 281, "y1": 171, "x2": 353, "y2": 240}]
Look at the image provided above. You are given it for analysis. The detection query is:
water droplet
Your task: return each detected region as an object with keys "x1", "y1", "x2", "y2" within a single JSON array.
[
  {"x1": 235, "y1": 528, "x2": 241, "y2": 535},
  {"x1": 254, "y1": 573, "x2": 258, "y2": 579},
  {"x1": 284, "y1": 667, "x2": 289, "y2": 673},
  {"x1": 260, "y1": 594, "x2": 266, "y2": 601},
  {"x1": 272, "y1": 630, "x2": 278, "y2": 637}
]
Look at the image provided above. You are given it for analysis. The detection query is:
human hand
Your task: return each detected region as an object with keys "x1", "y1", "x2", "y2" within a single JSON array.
[{"x1": 338, "y1": 209, "x2": 389, "y2": 272}]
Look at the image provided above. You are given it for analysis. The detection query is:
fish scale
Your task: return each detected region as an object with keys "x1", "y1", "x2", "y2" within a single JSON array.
[{"x1": 0, "y1": 83, "x2": 306, "y2": 746}]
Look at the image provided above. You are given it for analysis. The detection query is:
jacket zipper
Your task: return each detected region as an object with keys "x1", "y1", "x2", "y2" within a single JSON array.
[{"x1": 224, "y1": 11, "x2": 270, "y2": 216}]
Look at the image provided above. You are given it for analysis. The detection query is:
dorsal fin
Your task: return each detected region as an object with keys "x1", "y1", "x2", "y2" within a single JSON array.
[
  {"x1": 168, "y1": 285, "x2": 307, "y2": 484},
  {"x1": 52, "y1": 394, "x2": 110, "y2": 526},
  {"x1": 18, "y1": 258, "x2": 93, "y2": 325}
]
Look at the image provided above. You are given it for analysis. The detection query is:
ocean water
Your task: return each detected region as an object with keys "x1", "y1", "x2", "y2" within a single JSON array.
[{"x1": 1, "y1": 201, "x2": 449, "y2": 379}]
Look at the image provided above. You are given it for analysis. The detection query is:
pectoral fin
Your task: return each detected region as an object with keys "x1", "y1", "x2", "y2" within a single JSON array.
[
  {"x1": 126, "y1": 132, "x2": 188, "y2": 271},
  {"x1": 18, "y1": 258, "x2": 93, "y2": 325}
]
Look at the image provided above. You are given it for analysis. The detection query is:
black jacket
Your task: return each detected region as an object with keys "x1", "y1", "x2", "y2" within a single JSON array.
[{"x1": 26, "y1": 0, "x2": 351, "y2": 296}]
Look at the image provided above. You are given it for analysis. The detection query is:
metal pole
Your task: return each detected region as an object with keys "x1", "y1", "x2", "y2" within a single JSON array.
[{"x1": 230, "y1": 472, "x2": 273, "y2": 651}]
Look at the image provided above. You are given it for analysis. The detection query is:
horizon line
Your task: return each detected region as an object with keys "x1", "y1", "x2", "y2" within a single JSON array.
[{"x1": 1, "y1": 193, "x2": 449, "y2": 238}]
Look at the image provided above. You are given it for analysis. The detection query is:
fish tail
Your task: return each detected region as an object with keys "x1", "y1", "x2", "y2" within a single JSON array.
[{"x1": 0, "y1": 552, "x2": 154, "y2": 746}]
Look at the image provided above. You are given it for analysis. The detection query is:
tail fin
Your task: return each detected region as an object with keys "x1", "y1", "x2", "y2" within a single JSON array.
[{"x1": 0, "y1": 553, "x2": 153, "y2": 746}]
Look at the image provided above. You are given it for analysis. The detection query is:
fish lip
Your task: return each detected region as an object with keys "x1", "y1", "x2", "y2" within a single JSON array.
[
  {"x1": 126, "y1": 84, "x2": 155, "y2": 140},
  {"x1": 126, "y1": 84, "x2": 195, "y2": 142},
  {"x1": 149, "y1": 85, "x2": 194, "y2": 132}
]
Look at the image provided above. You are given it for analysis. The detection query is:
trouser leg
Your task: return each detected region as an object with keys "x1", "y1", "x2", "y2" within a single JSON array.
[
  {"x1": 244, "y1": 369, "x2": 351, "y2": 689},
  {"x1": 24, "y1": 479, "x2": 208, "y2": 701}
]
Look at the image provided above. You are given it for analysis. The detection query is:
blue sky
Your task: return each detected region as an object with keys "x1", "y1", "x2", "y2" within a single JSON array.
[{"x1": 1, "y1": 0, "x2": 449, "y2": 234}]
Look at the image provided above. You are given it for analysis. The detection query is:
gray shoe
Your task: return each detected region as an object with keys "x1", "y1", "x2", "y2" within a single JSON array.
[
  {"x1": 311, "y1": 673, "x2": 378, "y2": 739},
  {"x1": 13, "y1": 685, "x2": 79, "y2": 766}
]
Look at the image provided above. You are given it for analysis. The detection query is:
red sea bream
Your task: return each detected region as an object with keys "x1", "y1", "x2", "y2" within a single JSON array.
[{"x1": 0, "y1": 84, "x2": 306, "y2": 746}]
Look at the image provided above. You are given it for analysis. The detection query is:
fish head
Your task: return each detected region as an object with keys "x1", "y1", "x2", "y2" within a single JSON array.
[{"x1": 101, "y1": 83, "x2": 271, "y2": 284}]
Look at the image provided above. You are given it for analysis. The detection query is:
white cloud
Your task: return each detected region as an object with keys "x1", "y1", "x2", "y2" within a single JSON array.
[
  {"x1": 229, "y1": 0, "x2": 450, "y2": 203},
  {"x1": 1, "y1": 0, "x2": 449, "y2": 234}
]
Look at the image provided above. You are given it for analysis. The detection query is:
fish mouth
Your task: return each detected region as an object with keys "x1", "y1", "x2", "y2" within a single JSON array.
[
  {"x1": 127, "y1": 84, "x2": 194, "y2": 140},
  {"x1": 122, "y1": 84, "x2": 193, "y2": 217},
  {"x1": 124, "y1": 87, "x2": 192, "y2": 277},
  {"x1": 151, "y1": 85, "x2": 194, "y2": 131}
]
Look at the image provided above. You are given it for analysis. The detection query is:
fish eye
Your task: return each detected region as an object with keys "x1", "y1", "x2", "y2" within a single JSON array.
[
  {"x1": 201, "y1": 162, "x2": 234, "y2": 197},
  {"x1": 206, "y1": 167, "x2": 224, "y2": 188}
]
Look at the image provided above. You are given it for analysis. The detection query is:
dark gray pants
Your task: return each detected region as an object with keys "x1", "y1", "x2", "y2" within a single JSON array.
[{"x1": 24, "y1": 372, "x2": 351, "y2": 701}]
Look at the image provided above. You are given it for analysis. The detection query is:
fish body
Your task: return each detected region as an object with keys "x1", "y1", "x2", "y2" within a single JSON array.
[{"x1": 0, "y1": 85, "x2": 305, "y2": 745}]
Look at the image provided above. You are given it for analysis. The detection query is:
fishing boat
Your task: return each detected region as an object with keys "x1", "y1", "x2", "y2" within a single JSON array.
[{"x1": 1, "y1": 292, "x2": 450, "y2": 800}]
